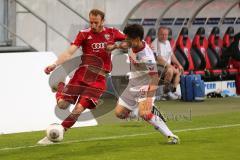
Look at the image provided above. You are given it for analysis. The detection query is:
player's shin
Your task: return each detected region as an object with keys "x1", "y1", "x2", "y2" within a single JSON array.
[
  {"x1": 129, "y1": 105, "x2": 166, "y2": 120},
  {"x1": 144, "y1": 113, "x2": 174, "y2": 137},
  {"x1": 61, "y1": 103, "x2": 85, "y2": 130},
  {"x1": 61, "y1": 113, "x2": 80, "y2": 130}
]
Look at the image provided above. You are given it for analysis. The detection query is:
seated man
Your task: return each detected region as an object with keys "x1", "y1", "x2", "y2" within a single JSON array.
[{"x1": 152, "y1": 26, "x2": 183, "y2": 100}]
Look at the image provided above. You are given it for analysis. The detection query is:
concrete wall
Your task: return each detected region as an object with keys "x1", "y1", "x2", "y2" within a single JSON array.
[
  {"x1": 0, "y1": 0, "x2": 7, "y2": 44},
  {"x1": 15, "y1": 0, "x2": 141, "y2": 54},
  {"x1": 0, "y1": 52, "x2": 97, "y2": 134}
]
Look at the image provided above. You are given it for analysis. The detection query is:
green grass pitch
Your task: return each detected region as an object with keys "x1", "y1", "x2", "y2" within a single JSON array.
[{"x1": 0, "y1": 97, "x2": 240, "y2": 160}]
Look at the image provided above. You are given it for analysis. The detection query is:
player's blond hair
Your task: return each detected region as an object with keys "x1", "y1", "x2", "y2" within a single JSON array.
[{"x1": 89, "y1": 9, "x2": 105, "y2": 20}]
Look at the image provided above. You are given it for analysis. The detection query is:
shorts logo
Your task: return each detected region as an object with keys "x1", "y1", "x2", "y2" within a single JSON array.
[
  {"x1": 92, "y1": 43, "x2": 105, "y2": 50},
  {"x1": 147, "y1": 64, "x2": 155, "y2": 71},
  {"x1": 147, "y1": 60, "x2": 155, "y2": 71}
]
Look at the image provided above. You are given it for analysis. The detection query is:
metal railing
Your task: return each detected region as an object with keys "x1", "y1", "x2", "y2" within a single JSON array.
[
  {"x1": 16, "y1": 0, "x2": 71, "y2": 51},
  {"x1": 219, "y1": 1, "x2": 240, "y2": 27},
  {"x1": 154, "y1": 0, "x2": 180, "y2": 30},
  {"x1": 0, "y1": 21, "x2": 37, "y2": 51},
  {"x1": 57, "y1": 0, "x2": 89, "y2": 23}
]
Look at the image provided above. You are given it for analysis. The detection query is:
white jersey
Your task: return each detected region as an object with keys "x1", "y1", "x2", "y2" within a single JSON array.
[
  {"x1": 128, "y1": 42, "x2": 158, "y2": 79},
  {"x1": 152, "y1": 38, "x2": 173, "y2": 64},
  {"x1": 118, "y1": 42, "x2": 157, "y2": 110}
]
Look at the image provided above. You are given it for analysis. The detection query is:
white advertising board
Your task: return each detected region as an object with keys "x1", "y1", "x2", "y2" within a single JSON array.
[{"x1": 0, "y1": 52, "x2": 97, "y2": 134}]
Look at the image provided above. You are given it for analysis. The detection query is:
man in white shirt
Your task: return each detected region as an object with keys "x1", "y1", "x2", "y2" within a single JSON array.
[{"x1": 152, "y1": 26, "x2": 183, "y2": 100}]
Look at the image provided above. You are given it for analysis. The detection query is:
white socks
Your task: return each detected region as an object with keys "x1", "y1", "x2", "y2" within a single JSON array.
[
  {"x1": 129, "y1": 108, "x2": 174, "y2": 137},
  {"x1": 148, "y1": 114, "x2": 174, "y2": 137}
]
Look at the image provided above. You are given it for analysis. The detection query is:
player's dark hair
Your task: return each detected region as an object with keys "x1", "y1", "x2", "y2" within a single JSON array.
[
  {"x1": 89, "y1": 9, "x2": 105, "y2": 20},
  {"x1": 123, "y1": 24, "x2": 144, "y2": 40}
]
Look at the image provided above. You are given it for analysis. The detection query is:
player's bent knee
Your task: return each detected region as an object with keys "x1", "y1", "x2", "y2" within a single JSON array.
[
  {"x1": 176, "y1": 71, "x2": 181, "y2": 76},
  {"x1": 115, "y1": 111, "x2": 126, "y2": 119},
  {"x1": 166, "y1": 68, "x2": 173, "y2": 76},
  {"x1": 173, "y1": 68, "x2": 180, "y2": 75},
  {"x1": 57, "y1": 100, "x2": 70, "y2": 110},
  {"x1": 115, "y1": 109, "x2": 129, "y2": 119},
  {"x1": 165, "y1": 69, "x2": 173, "y2": 80}
]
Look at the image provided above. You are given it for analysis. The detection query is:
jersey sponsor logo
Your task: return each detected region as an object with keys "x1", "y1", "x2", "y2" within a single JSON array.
[{"x1": 91, "y1": 43, "x2": 105, "y2": 50}]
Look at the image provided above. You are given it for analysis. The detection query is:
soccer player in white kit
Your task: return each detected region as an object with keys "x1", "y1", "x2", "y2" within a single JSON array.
[{"x1": 115, "y1": 24, "x2": 179, "y2": 144}]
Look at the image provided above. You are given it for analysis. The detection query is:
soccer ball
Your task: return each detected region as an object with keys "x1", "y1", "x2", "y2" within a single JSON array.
[{"x1": 46, "y1": 123, "x2": 64, "y2": 142}]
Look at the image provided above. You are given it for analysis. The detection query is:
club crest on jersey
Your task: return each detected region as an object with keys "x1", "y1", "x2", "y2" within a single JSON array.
[{"x1": 104, "y1": 34, "x2": 110, "y2": 40}]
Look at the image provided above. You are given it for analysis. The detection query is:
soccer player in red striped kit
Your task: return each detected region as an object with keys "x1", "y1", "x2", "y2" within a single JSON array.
[{"x1": 38, "y1": 9, "x2": 126, "y2": 144}]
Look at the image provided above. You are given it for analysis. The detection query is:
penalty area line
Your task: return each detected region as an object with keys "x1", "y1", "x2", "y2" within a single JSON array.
[{"x1": 0, "y1": 123, "x2": 240, "y2": 151}]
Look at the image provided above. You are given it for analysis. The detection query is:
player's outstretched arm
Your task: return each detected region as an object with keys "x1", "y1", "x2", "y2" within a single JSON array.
[
  {"x1": 118, "y1": 41, "x2": 129, "y2": 50},
  {"x1": 106, "y1": 41, "x2": 129, "y2": 52},
  {"x1": 105, "y1": 43, "x2": 119, "y2": 52},
  {"x1": 44, "y1": 45, "x2": 78, "y2": 75}
]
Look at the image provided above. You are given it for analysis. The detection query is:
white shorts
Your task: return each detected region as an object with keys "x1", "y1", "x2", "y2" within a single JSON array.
[{"x1": 118, "y1": 76, "x2": 155, "y2": 111}]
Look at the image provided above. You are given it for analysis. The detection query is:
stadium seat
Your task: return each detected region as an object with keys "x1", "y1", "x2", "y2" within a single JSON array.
[
  {"x1": 191, "y1": 27, "x2": 207, "y2": 76},
  {"x1": 145, "y1": 28, "x2": 156, "y2": 45},
  {"x1": 224, "y1": 27, "x2": 240, "y2": 61},
  {"x1": 168, "y1": 27, "x2": 176, "y2": 51},
  {"x1": 223, "y1": 26, "x2": 234, "y2": 48},
  {"x1": 222, "y1": 26, "x2": 239, "y2": 76},
  {"x1": 175, "y1": 27, "x2": 194, "y2": 75},
  {"x1": 208, "y1": 26, "x2": 223, "y2": 68},
  {"x1": 227, "y1": 32, "x2": 240, "y2": 61},
  {"x1": 229, "y1": 32, "x2": 240, "y2": 74},
  {"x1": 192, "y1": 27, "x2": 222, "y2": 78}
]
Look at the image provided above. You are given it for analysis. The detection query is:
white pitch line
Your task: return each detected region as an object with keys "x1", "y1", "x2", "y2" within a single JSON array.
[
  {"x1": 0, "y1": 123, "x2": 240, "y2": 151},
  {"x1": 174, "y1": 123, "x2": 240, "y2": 133}
]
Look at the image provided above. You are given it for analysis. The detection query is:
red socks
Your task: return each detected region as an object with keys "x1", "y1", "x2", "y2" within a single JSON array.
[{"x1": 61, "y1": 113, "x2": 79, "y2": 130}]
